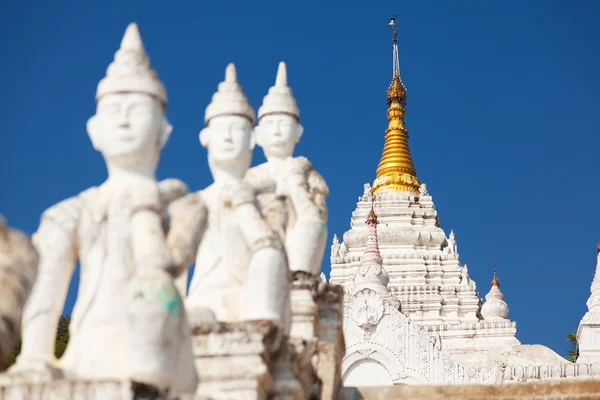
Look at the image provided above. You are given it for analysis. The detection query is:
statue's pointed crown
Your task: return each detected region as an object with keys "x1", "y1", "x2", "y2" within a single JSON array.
[
  {"x1": 258, "y1": 62, "x2": 299, "y2": 121},
  {"x1": 205, "y1": 63, "x2": 255, "y2": 125},
  {"x1": 96, "y1": 23, "x2": 167, "y2": 106}
]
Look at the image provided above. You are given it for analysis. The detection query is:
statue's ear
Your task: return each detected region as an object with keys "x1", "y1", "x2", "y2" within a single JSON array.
[
  {"x1": 253, "y1": 124, "x2": 264, "y2": 148},
  {"x1": 199, "y1": 127, "x2": 211, "y2": 148},
  {"x1": 249, "y1": 127, "x2": 257, "y2": 150},
  {"x1": 86, "y1": 115, "x2": 102, "y2": 151},
  {"x1": 159, "y1": 119, "x2": 173, "y2": 149},
  {"x1": 296, "y1": 122, "x2": 304, "y2": 143}
]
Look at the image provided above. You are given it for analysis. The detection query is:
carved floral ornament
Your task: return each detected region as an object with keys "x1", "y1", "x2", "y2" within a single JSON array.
[{"x1": 351, "y1": 289, "x2": 385, "y2": 339}]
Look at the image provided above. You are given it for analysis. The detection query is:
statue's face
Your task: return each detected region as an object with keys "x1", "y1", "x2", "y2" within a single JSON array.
[
  {"x1": 256, "y1": 113, "x2": 301, "y2": 159},
  {"x1": 88, "y1": 93, "x2": 170, "y2": 166},
  {"x1": 201, "y1": 114, "x2": 254, "y2": 169}
]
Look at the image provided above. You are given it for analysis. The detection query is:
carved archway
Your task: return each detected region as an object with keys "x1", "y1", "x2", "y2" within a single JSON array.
[
  {"x1": 342, "y1": 343, "x2": 429, "y2": 385},
  {"x1": 343, "y1": 359, "x2": 393, "y2": 387}
]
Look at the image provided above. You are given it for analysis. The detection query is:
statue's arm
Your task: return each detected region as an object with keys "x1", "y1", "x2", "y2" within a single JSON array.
[
  {"x1": 282, "y1": 158, "x2": 328, "y2": 220},
  {"x1": 131, "y1": 186, "x2": 207, "y2": 280},
  {"x1": 166, "y1": 192, "x2": 207, "y2": 278},
  {"x1": 282, "y1": 161, "x2": 329, "y2": 274},
  {"x1": 232, "y1": 188, "x2": 289, "y2": 321},
  {"x1": 17, "y1": 200, "x2": 78, "y2": 368}
]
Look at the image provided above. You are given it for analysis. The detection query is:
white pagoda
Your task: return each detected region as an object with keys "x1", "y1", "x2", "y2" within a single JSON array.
[{"x1": 329, "y1": 16, "x2": 568, "y2": 386}]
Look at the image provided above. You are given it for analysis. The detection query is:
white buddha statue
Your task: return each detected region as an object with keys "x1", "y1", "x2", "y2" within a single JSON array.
[
  {"x1": 245, "y1": 62, "x2": 329, "y2": 277},
  {"x1": 185, "y1": 63, "x2": 290, "y2": 325},
  {"x1": 9, "y1": 23, "x2": 201, "y2": 393}
]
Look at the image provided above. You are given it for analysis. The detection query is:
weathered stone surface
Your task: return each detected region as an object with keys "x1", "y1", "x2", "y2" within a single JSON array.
[
  {"x1": 0, "y1": 380, "x2": 173, "y2": 400},
  {"x1": 314, "y1": 282, "x2": 345, "y2": 400},
  {"x1": 191, "y1": 320, "x2": 284, "y2": 400},
  {"x1": 340, "y1": 378, "x2": 600, "y2": 400}
]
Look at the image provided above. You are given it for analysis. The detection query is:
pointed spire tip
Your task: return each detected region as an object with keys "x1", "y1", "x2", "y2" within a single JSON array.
[
  {"x1": 275, "y1": 61, "x2": 288, "y2": 87},
  {"x1": 121, "y1": 22, "x2": 144, "y2": 51},
  {"x1": 225, "y1": 63, "x2": 237, "y2": 82}
]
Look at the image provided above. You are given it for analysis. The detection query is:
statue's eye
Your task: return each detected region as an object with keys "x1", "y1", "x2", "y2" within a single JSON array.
[
  {"x1": 101, "y1": 104, "x2": 120, "y2": 114},
  {"x1": 129, "y1": 103, "x2": 152, "y2": 115}
]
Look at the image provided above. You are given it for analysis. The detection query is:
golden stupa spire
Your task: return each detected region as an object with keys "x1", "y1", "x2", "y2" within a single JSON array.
[{"x1": 372, "y1": 16, "x2": 420, "y2": 195}]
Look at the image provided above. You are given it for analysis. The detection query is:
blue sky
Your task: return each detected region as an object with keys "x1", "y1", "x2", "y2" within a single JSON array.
[{"x1": 1, "y1": 1, "x2": 598, "y2": 359}]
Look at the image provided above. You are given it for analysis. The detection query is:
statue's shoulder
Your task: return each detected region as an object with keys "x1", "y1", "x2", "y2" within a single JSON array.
[
  {"x1": 41, "y1": 187, "x2": 97, "y2": 232},
  {"x1": 158, "y1": 178, "x2": 189, "y2": 206},
  {"x1": 245, "y1": 163, "x2": 270, "y2": 184},
  {"x1": 289, "y1": 156, "x2": 328, "y2": 196},
  {"x1": 307, "y1": 168, "x2": 329, "y2": 197},
  {"x1": 291, "y1": 156, "x2": 314, "y2": 172},
  {"x1": 168, "y1": 190, "x2": 206, "y2": 215}
]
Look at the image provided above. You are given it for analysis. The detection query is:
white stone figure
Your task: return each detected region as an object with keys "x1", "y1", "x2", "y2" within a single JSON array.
[
  {"x1": 320, "y1": 272, "x2": 328, "y2": 283},
  {"x1": 447, "y1": 230, "x2": 458, "y2": 255},
  {"x1": 481, "y1": 266, "x2": 509, "y2": 320},
  {"x1": 10, "y1": 24, "x2": 201, "y2": 393},
  {"x1": 363, "y1": 183, "x2": 372, "y2": 200},
  {"x1": 460, "y1": 264, "x2": 472, "y2": 287},
  {"x1": 245, "y1": 61, "x2": 329, "y2": 276},
  {"x1": 331, "y1": 234, "x2": 340, "y2": 259},
  {"x1": 418, "y1": 183, "x2": 429, "y2": 196},
  {"x1": 0, "y1": 217, "x2": 39, "y2": 368},
  {"x1": 186, "y1": 63, "x2": 289, "y2": 324}
]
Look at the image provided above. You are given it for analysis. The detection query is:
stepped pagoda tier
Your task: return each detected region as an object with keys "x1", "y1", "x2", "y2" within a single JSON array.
[{"x1": 330, "y1": 18, "x2": 570, "y2": 377}]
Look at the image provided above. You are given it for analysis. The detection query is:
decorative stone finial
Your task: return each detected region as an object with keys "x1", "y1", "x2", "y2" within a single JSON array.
[
  {"x1": 481, "y1": 263, "x2": 509, "y2": 320},
  {"x1": 354, "y1": 209, "x2": 386, "y2": 289},
  {"x1": 204, "y1": 63, "x2": 255, "y2": 125},
  {"x1": 96, "y1": 23, "x2": 167, "y2": 107},
  {"x1": 491, "y1": 262, "x2": 500, "y2": 287},
  {"x1": 257, "y1": 61, "x2": 300, "y2": 121}
]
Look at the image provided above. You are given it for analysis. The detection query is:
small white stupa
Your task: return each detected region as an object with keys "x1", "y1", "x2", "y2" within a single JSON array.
[{"x1": 481, "y1": 264, "x2": 510, "y2": 321}]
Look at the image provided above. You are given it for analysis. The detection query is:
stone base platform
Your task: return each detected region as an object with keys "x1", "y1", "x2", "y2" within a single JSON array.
[
  {"x1": 190, "y1": 320, "x2": 284, "y2": 399},
  {"x1": 0, "y1": 380, "x2": 176, "y2": 400},
  {"x1": 341, "y1": 378, "x2": 600, "y2": 400}
]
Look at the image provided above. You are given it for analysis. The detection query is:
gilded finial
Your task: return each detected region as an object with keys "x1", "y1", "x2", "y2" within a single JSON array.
[
  {"x1": 366, "y1": 196, "x2": 378, "y2": 225},
  {"x1": 373, "y1": 15, "x2": 419, "y2": 195},
  {"x1": 491, "y1": 263, "x2": 500, "y2": 287},
  {"x1": 367, "y1": 206, "x2": 378, "y2": 225}
]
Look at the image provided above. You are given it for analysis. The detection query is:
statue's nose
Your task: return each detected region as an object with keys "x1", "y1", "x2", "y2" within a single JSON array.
[{"x1": 118, "y1": 113, "x2": 130, "y2": 128}]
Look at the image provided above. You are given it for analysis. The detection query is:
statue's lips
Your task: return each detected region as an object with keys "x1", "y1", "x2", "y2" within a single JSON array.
[{"x1": 216, "y1": 145, "x2": 235, "y2": 152}]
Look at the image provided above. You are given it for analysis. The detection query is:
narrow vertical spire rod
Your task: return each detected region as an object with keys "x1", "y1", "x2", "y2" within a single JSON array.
[
  {"x1": 491, "y1": 263, "x2": 500, "y2": 287},
  {"x1": 390, "y1": 15, "x2": 401, "y2": 81}
]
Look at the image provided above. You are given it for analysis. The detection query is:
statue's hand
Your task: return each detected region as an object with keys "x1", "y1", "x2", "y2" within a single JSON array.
[
  {"x1": 5, "y1": 359, "x2": 63, "y2": 384},
  {"x1": 221, "y1": 181, "x2": 257, "y2": 209},
  {"x1": 158, "y1": 179, "x2": 189, "y2": 205},
  {"x1": 129, "y1": 179, "x2": 162, "y2": 215},
  {"x1": 276, "y1": 158, "x2": 307, "y2": 197}
]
